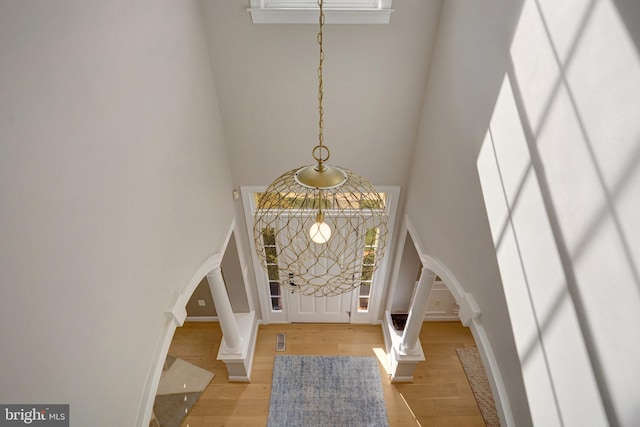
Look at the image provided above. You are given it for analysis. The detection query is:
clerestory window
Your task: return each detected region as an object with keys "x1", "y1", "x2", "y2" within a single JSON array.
[{"x1": 248, "y1": 0, "x2": 394, "y2": 24}]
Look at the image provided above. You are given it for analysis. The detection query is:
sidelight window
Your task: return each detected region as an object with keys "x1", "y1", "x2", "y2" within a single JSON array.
[
  {"x1": 262, "y1": 228, "x2": 283, "y2": 311},
  {"x1": 358, "y1": 227, "x2": 379, "y2": 312}
]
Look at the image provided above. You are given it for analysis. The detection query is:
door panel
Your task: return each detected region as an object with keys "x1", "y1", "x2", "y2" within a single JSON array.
[
  {"x1": 284, "y1": 215, "x2": 356, "y2": 323},
  {"x1": 288, "y1": 290, "x2": 352, "y2": 323}
]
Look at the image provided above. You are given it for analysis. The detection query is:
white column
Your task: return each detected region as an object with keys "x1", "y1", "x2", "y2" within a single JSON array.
[
  {"x1": 401, "y1": 268, "x2": 436, "y2": 352},
  {"x1": 207, "y1": 267, "x2": 243, "y2": 352}
]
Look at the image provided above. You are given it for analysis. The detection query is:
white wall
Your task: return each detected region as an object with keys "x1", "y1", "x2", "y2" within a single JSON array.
[
  {"x1": 199, "y1": 1, "x2": 443, "y2": 315},
  {"x1": 0, "y1": 1, "x2": 234, "y2": 425},
  {"x1": 478, "y1": 0, "x2": 640, "y2": 425},
  {"x1": 407, "y1": 0, "x2": 640, "y2": 425},
  {"x1": 404, "y1": 0, "x2": 533, "y2": 424},
  {"x1": 200, "y1": 0, "x2": 441, "y2": 189}
]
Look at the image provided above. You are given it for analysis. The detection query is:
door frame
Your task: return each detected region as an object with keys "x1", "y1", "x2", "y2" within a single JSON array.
[{"x1": 241, "y1": 185, "x2": 400, "y2": 324}]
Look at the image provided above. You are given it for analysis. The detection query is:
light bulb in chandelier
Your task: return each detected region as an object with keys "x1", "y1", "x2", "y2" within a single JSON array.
[{"x1": 309, "y1": 212, "x2": 331, "y2": 244}]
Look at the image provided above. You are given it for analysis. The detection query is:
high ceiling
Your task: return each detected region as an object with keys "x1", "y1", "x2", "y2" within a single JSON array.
[{"x1": 201, "y1": 0, "x2": 442, "y2": 189}]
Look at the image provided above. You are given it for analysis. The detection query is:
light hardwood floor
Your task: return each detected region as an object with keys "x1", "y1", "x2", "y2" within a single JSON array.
[{"x1": 166, "y1": 321, "x2": 486, "y2": 427}]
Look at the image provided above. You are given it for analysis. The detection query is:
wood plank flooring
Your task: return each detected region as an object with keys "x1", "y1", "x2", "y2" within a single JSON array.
[{"x1": 166, "y1": 321, "x2": 486, "y2": 426}]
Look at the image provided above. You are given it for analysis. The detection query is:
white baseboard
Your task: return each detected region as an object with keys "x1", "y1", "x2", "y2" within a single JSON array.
[
  {"x1": 470, "y1": 318, "x2": 515, "y2": 427},
  {"x1": 185, "y1": 316, "x2": 219, "y2": 322},
  {"x1": 424, "y1": 314, "x2": 460, "y2": 321}
]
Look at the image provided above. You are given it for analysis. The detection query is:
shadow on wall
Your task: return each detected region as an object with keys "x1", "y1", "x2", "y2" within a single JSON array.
[
  {"x1": 186, "y1": 278, "x2": 217, "y2": 317},
  {"x1": 611, "y1": 0, "x2": 640, "y2": 56},
  {"x1": 185, "y1": 231, "x2": 251, "y2": 318},
  {"x1": 477, "y1": 0, "x2": 640, "y2": 426}
]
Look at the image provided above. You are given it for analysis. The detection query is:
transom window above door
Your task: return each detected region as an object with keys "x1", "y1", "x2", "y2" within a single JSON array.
[{"x1": 252, "y1": 191, "x2": 386, "y2": 210}]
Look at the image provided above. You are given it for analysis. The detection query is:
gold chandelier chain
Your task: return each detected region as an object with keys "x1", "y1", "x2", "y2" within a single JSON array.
[
  {"x1": 313, "y1": 0, "x2": 330, "y2": 167},
  {"x1": 254, "y1": 0, "x2": 389, "y2": 297}
]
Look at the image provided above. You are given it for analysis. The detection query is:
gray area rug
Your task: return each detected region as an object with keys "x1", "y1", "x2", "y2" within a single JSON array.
[
  {"x1": 456, "y1": 347, "x2": 501, "y2": 427},
  {"x1": 268, "y1": 355, "x2": 389, "y2": 427}
]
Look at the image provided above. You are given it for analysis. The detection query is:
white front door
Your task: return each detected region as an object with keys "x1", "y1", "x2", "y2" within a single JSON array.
[
  {"x1": 285, "y1": 216, "x2": 356, "y2": 323},
  {"x1": 288, "y1": 290, "x2": 352, "y2": 323}
]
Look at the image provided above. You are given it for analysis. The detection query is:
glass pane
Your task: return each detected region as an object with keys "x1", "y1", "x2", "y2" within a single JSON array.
[
  {"x1": 257, "y1": 191, "x2": 284, "y2": 209},
  {"x1": 361, "y1": 265, "x2": 373, "y2": 281},
  {"x1": 271, "y1": 297, "x2": 282, "y2": 311},
  {"x1": 267, "y1": 264, "x2": 279, "y2": 280},
  {"x1": 365, "y1": 228, "x2": 378, "y2": 246},
  {"x1": 255, "y1": 192, "x2": 386, "y2": 211},
  {"x1": 265, "y1": 247, "x2": 278, "y2": 261},
  {"x1": 359, "y1": 196, "x2": 383, "y2": 209},
  {"x1": 359, "y1": 284, "x2": 371, "y2": 296},
  {"x1": 262, "y1": 228, "x2": 276, "y2": 245},
  {"x1": 358, "y1": 298, "x2": 369, "y2": 311},
  {"x1": 341, "y1": 192, "x2": 361, "y2": 209},
  {"x1": 269, "y1": 282, "x2": 281, "y2": 296},
  {"x1": 363, "y1": 251, "x2": 375, "y2": 265}
]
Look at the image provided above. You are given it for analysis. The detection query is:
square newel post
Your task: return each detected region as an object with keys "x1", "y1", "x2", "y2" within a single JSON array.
[
  {"x1": 206, "y1": 268, "x2": 258, "y2": 382},
  {"x1": 383, "y1": 268, "x2": 436, "y2": 382}
]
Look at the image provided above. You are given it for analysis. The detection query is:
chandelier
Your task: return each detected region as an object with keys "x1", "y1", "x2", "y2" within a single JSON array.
[{"x1": 253, "y1": 0, "x2": 388, "y2": 297}]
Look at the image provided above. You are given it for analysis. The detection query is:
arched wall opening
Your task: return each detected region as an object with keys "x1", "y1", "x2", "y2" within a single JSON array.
[
  {"x1": 137, "y1": 218, "x2": 247, "y2": 426},
  {"x1": 385, "y1": 215, "x2": 515, "y2": 426}
]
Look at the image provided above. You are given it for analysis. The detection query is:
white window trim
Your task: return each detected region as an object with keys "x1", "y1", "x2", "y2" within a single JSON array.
[
  {"x1": 351, "y1": 185, "x2": 399, "y2": 324},
  {"x1": 241, "y1": 186, "x2": 288, "y2": 323},
  {"x1": 248, "y1": 0, "x2": 393, "y2": 24}
]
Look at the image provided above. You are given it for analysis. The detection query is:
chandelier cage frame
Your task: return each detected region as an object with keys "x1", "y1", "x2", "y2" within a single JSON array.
[{"x1": 252, "y1": 0, "x2": 389, "y2": 297}]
